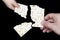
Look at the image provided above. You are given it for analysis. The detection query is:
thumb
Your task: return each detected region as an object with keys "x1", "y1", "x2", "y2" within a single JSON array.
[
  {"x1": 42, "y1": 21, "x2": 55, "y2": 30},
  {"x1": 12, "y1": 1, "x2": 19, "y2": 8}
]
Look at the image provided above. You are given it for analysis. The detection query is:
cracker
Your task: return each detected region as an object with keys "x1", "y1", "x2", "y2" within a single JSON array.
[
  {"x1": 14, "y1": 22, "x2": 32, "y2": 37},
  {"x1": 14, "y1": 4, "x2": 28, "y2": 18},
  {"x1": 30, "y1": 5, "x2": 44, "y2": 28}
]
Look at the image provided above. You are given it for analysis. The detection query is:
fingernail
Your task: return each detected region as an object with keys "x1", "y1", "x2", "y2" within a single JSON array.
[
  {"x1": 43, "y1": 30, "x2": 46, "y2": 33},
  {"x1": 47, "y1": 30, "x2": 51, "y2": 33},
  {"x1": 40, "y1": 27, "x2": 43, "y2": 30},
  {"x1": 47, "y1": 31, "x2": 50, "y2": 33}
]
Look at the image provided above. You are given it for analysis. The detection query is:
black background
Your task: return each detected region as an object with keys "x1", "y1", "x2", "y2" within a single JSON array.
[{"x1": 0, "y1": 0, "x2": 60, "y2": 40}]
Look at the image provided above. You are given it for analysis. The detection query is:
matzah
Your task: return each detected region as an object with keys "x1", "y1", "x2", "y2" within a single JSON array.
[
  {"x1": 30, "y1": 5, "x2": 44, "y2": 28},
  {"x1": 14, "y1": 3, "x2": 28, "y2": 18},
  {"x1": 14, "y1": 4, "x2": 45, "y2": 37},
  {"x1": 14, "y1": 22, "x2": 32, "y2": 37}
]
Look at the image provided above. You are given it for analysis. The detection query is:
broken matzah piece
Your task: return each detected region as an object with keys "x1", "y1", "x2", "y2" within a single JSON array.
[
  {"x1": 30, "y1": 5, "x2": 44, "y2": 28},
  {"x1": 14, "y1": 22, "x2": 32, "y2": 37},
  {"x1": 14, "y1": 3, "x2": 28, "y2": 18}
]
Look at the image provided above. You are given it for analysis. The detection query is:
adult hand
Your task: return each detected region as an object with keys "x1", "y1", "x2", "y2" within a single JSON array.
[
  {"x1": 2, "y1": 0, "x2": 19, "y2": 10},
  {"x1": 41, "y1": 13, "x2": 60, "y2": 35}
]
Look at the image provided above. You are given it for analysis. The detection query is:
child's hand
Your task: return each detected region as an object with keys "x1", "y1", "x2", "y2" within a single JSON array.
[
  {"x1": 41, "y1": 13, "x2": 60, "y2": 35},
  {"x1": 2, "y1": 0, "x2": 19, "y2": 10}
]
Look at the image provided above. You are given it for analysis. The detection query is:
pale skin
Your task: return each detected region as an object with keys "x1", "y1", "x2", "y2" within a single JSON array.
[
  {"x1": 41, "y1": 13, "x2": 60, "y2": 35},
  {"x1": 2, "y1": 0, "x2": 60, "y2": 35},
  {"x1": 2, "y1": 0, "x2": 19, "y2": 10}
]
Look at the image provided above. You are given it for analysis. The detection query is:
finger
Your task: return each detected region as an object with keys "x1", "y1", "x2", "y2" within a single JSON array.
[
  {"x1": 12, "y1": 0, "x2": 19, "y2": 8},
  {"x1": 46, "y1": 30, "x2": 52, "y2": 33},
  {"x1": 43, "y1": 28, "x2": 48, "y2": 33},
  {"x1": 41, "y1": 25, "x2": 52, "y2": 33},
  {"x1": 45, "y1": 28, "x2": 52, "y2": 33},
  {"x1": 41, "y1": 21, "x2": 52, "y2": 33},
  {"x1": 48, "y1": 19, "x2": 54, "y2": 23},
  {"x1": 40, "y1": 27, "x2": 44, "y2": 30},
  {"x1": 7, "y1": 4, "x2": 15, "y2": 10},
  {"x1": 42, "y1": 21, "x2": 55, "y2": 30},
  {"x1": 44, "y1": 13, "x2": 55, "y2": 21},
  {"x1": 41, "y1": 20, "x2": 47, "y2": 30}
]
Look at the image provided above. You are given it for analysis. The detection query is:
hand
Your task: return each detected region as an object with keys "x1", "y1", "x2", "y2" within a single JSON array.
[
  {"x1": 2, "y1": 0, "x2": 19, "y2": 10},
  {"x1": 41, "y1": 13, "x2": 60, "y2": 35}
]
